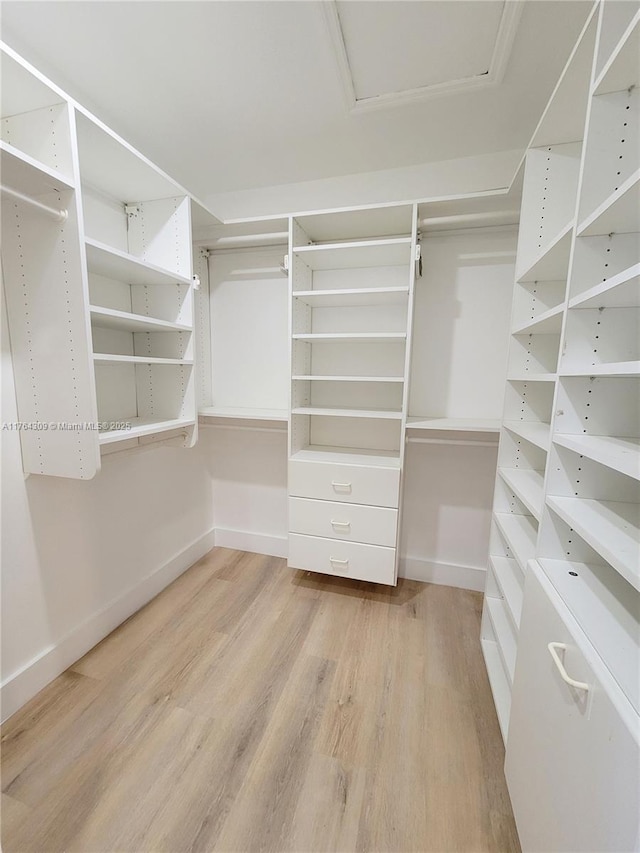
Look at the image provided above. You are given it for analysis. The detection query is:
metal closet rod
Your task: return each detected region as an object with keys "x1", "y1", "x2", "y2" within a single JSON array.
[
  {"x1": 419, "y1": 210, "x2": 519, "y2": 227},
  {"x1": 1, "y1": 184, "x2": 68, "y2": 223}
]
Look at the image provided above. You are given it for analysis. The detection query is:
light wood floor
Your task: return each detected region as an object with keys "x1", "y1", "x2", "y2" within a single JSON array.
[{"x1": 1, "y1": 549, "x2": 520, "y2": 853}]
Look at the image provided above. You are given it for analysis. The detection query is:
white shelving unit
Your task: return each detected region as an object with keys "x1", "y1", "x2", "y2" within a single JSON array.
[
  {"x1": 490, "y1": 6, "x2": 640, "y2": 849},
  {"x1": 482, "y1": 6, "x2": 599, "y2": 738},
  {"x1": 1, "y1": 41, "x2": 221, "y2": 476},
  {"x1": 288, "y1": 204, "x2": 417, "y2": 585}
]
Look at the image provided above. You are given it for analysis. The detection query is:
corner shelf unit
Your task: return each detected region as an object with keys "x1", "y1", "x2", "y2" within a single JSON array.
[
  {"x1": 0, "y1": 41, "x2": 220, "y2": 477},
  {"x1": 483, "y1": 1, "x2": 640, "y2": 755},
  {"x1": 288, "y1": 204, "x2": 418, "y2": 586}
]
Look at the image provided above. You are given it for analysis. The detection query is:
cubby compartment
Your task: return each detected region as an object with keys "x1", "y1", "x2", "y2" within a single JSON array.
[
  {"x1": 489, "y1": 555, "x2": 525, "y2": 628},
  {"x1": 94, "y1": 361, "x2": 195, "y2": 445},
  {"x1": 578, "y1": 86, "x2": 639, "y2": 236},
  {"x1": 511, "y1": 281, "x2": 566, "y2": 331},
  {"x1": 562, "y1": 305, "x2": 639, "y2": 374},
  {"x1": 554, "y1": 376, "x2": 639, "y2": 439},
  {"x1": 503, "y1": 379, "x2": 555, "y2": 429},
  {"x1": 292, "y1": 378, "x2": 403, "y2": 415},
  {"x1": 569, "y1": 233, "x2": 639, "y2": 307},
  {"x1": 516, "y1": 142, "x2": 582, "y2": 279},
  {"x1": 508, "y1": 332, "x2": 561, "y2": 378},
  {"x1": 76, "y1": 112, "x2": 192, "y2": 279},
  {"x1": 480, "y1": 606, "x2": 511, "y2": 741},
  {"x1": 498, "y1": 427, "x2": 548, "y2": 471},
  {"x1": 290, "y1": 413, "x2": 402, "y2": 459},
  {"x1": 1, "y1": 49, "x2": 74, "y2": 182},
  {"x1": 594, "y1": 4, "x2": 639, "y2": 83}
]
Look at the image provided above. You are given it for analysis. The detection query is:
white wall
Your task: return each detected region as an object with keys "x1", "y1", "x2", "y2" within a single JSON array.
[
  {"x1": 1, "y1": 299, "x2": 216, "y2": 721},
  {"x1": 206, "y1": 149, "x2": 522, "y2": 221}
]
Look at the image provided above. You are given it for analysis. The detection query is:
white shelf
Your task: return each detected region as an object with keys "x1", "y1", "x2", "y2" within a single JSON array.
[
  {"x1": 553, "y1": 433, "x2": 640, "y2": 481},
  {"x1": 93, "y1": 354, "x2": 193, "y2": 366},
  {"x1": 485, "y1": 596, "x2": 517, "y2": 683},
  {"x1": 499, "y1": 468, "x2": 545, "y2": 521},
  {"x1": 85, "y1": 238, "x2": 192, "y2": 286},
  {"x1": 293, "y1": 332, "x2": 406, "y2": 344},
  {"x1": 292, "y1": 287, "x2": 409, "y2": 307},
  {"x1": 569, "y1": 265, "x2": 640, "y2": 309},
  {"x1": 291, "y1": 405, "x2": 403, "y2": 420},
  {"x1": 490, "y1": 555, "x2": 524, "y2": 628},
  {"x1": 290, "y1": 446, "x2": 401, "y2": 468},
  {"x1": 98, "y1": 417, "x2": 195, "y2": 445},
  {"x1": 90, "y1": 306, "x2": 191, "y2": 334},
  {"x1": 538, "y1": 558, "x2": 639, "y2": 713},
  {"x1": 481, "y1": 638, "x2": 511, "y2": 741},
  {"x1": 560, "y1": 362, "x2": 640, "y2": 378},
  {"x1": 494, "y1": 511, "x2": 538, "y2": 573},
  {"x1": 406, "y1": 417, "x2": 501, "y2": 433},
  {"x1": 292, "y1": 375, "x2": 403, "y2": 383},
  {"x1": 517, "y1": 222, "x2": 573, "y2": 283},
  {"x1": 593, "y1": 13, "x2": 640, "y2": 96},
  {"x1": 507, "y1": 373, "x2": 557, "y2": 383},
  {"x1": 198, "y1": 406, "x2": 288, "y2": 422},
  {"x1": 546, "y1": 495, "x2": 640, "y2": 591},
  {"x1": 503, "y1": 421, "x2": 551, "y2": 452},
  {"x1": 578, "y1": 169, "x2": 640, "y2": 237},
  {"x1": 512, "y1": 304, "x2": 564, "y2": 335},
  {"x1": 0, "y1": 140, "x2": 74, "y2": 195},
  {"x1": 292, "y1": 237, "x2": 412, "y2": 270}
]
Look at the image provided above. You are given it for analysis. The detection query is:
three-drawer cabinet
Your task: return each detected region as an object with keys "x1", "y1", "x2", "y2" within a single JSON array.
[{"x1": 287, "y1": 458, "x2": 401, "y2": 585}]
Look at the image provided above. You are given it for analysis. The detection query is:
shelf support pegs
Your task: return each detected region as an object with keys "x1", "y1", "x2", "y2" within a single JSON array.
[{"x1": 1, "y1": 184, "x2": 68, "y2": 223}]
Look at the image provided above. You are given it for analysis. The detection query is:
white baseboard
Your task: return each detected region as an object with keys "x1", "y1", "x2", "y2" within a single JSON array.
[
  {"x1": 213, "y1": 528, "x2": 288, "y2": 559},
  {"x1": 399, "y1": 556, "x2": 486, "y2": 591},
  {"x1": 0, "y1": 528, "x2": 216, "y2": 723}
]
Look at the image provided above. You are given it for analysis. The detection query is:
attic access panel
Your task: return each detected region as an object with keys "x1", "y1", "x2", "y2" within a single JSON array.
[{"x1": 327, "y1": 0, "x2": 522, "y2": 111}]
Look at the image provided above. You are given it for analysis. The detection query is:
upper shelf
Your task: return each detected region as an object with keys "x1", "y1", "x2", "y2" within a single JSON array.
[
  {"x1": 517, "y1": 222, "x2": 573, "y2": 283},
  {"x1": 293, "y1": 287, "x2": 409, "y2": 307},
  {"x1": 90, "y1": 306, "x2": 191, "y2": 334},
  {"x1": 85, "y1": 238, "x2": 192, "y2": 286},
  {"x1": 198, "y1": 406, "x2": 288, "y2": 423},
  {"x1": 512, "y1": 304, "x2": 564, "y2": 336},
  {"x1": 578, "y1": 170, "x2": 640, "y2": 237},
  {"x1": 593, "y1": 13, "x2": 640, "y2": 96},
  {"x1": 293, "y1": 332, "x2": 406, "y2": 344},
  {"x1": 0, "y1": 140, "x2": 74, "y2": 195},
  {"x1": 406, "y1": 417, "x2": 501, "y2": 433},
  {"x1": 569, "y1": 265, "x2": 640, "y2": 309},
  {"x1": 292, "y1": 238, "x2": 412, "y2": 270}
]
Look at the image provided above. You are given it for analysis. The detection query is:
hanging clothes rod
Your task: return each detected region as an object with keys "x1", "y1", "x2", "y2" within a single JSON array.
[
  {"x1": 208, "y1": 232, "x2": 289, "y2": 247},
  {"x1": 419, "y1": 210, "x2": 519, "y2": 228},
  {"x1": 1, "y1": 184, "x2": 68, "y2": 223},
  {"x1": 406, "y1": 436, "x2": 498, "y2": 448}
]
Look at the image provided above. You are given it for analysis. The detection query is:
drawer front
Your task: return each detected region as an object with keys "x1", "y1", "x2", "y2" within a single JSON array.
[
  {"x1": 288, "y1": 459, "x2": 400, "y2": 507},
  {"x1": 289, "y1": 497, "x2": 397, "y2": 547},
  {"x1": 506, "y1": 562, "x2": 640, "y2": 853},
  {"x1": 288, "y1": 533, "x2": 396, "y2": 586}
]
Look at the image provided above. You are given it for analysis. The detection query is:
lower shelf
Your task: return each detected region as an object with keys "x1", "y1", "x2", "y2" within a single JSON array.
[
  {"x1": 480, "y1": 612, "x2": 511, "y2": 743},
  {"x1": 98, "y1": 417, "x2": 195, "y2": 445},
  {"x1": 290, "y1": 445, "x2": 401, "y2": 467}
]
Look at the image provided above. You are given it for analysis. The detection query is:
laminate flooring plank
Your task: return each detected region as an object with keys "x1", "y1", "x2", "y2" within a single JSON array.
[{"x1": 213, "y1": 653, "x2": 336, "y2": 853}]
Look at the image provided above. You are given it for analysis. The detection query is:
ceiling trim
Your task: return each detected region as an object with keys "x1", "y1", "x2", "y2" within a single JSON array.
[{"x1": 323, "y1": 0, "x2": 524, "y2": 114}]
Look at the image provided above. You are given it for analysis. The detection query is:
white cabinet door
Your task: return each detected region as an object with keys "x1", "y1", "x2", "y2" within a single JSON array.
[{"x1": 506, "y1": 562, "x2": 640, "y2": 853}]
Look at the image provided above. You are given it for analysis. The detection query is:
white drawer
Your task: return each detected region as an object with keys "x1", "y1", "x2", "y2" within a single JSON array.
[
  {"x1": 288, "y1": 459, "x2": 400, "y2": 507},
  {"x1": 288, "y1": 533, "x2": 396, "y2": 586},
  {"x1": 289, "y1": 497, "x2": 397, "y2": 547}
]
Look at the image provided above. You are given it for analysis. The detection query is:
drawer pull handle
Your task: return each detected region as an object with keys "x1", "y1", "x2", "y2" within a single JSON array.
[
  {"x1": 331, "y1": 520, "x2": 351, "y2": 528},
  {"x1": 548, "y1": 643, "x2": 589, "y2": 692},
  {"x1": 330, "y1": 557, "x2": 349, "y2": 566},
  {"x1": 331, "y1": 481, "x2": 352, "y2": 491}
]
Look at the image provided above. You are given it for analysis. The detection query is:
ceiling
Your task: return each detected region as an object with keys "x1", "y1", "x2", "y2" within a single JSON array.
[{"x1": 0, "y1": 1, "x2": 591, "y2": 202}]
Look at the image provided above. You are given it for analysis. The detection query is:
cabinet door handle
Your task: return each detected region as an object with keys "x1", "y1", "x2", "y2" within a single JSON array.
[
  {"x1": 331, "y1": 519, "x2": 351, "y2": 528},
  {"x1": 331, "y1": 481, "x2": 352, "y2": 491},
  {"x1": 548, "y1": 642, "x2": 589, "y2": 692},
  {"x1": 330, "y1": 557, "x2": 349, "y2": 566}
]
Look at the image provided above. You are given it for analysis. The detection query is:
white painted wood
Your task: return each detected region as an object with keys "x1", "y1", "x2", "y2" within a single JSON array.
[
  {"x1": 292, "y1": 237, "x2": 411, "y2": 270},
  {"x1": 506, "y1": 562, "x2": 640, "y2": 853},
  {"x1": 493, "y1": 513, "x2": 537, "y2": 573},
  {"x1": 593, "y1": 12, "x2": 640, "y2": 95},
  {"x1": 553, "y1": 433, "x2": 640, "y2": 481},
  {"x1": 291, "y1": 447, "x2": 400, "y2": 467},
  {"x1": 480, "y1": 609, "x2": 511, "y2": 741},
  {"x1": 85, "y1": 238, "x2": 192, "y2": 286},
  {"x1": 98, "y1": 417, "x2": 196, "y2": 445},
  {"x1": 288, "y1": 533, "x2": 395, "y2": 585},
  {"x1": 199, "y1": 406, "x2": 288, "y2": 422},
  {"x1": 546, "y1": 495, "x2": 640, "y2": 590},
  {"x1": 570, "y1": 263, "x2": 640, "y2": 309},
  {"x1": 1, "y1": 99, "x2": 74, "y2": 181},
  {"x1": 289, "y1": 497, "x2": 397, "y2": 547},
  {"x1": 406, "y1": 417, "x2": 501, "y2": 432},
  {"x1": 511, "y1": 304, "x2": 563, "y2": 335},
  {"x1": 579, "y1": 168, "x2": 640, "y2": 236},
  {"x1": 485, "y1": 595, "x2": 517, "y2": 683},
  {"x1": 595, "y1": 3, "x2": 639, "y2": 83},
  {"x1": 0, "y1": 140, "x2": 74, "y2": 195},
  {"x1": 289, "y1": 458, "x2": 400, "y2": 507},
  {"x1": 503, "y1": 420, "x2": 551, "y2": 451},
  {"x1": 93, "y1": 354, "x2": 193, "y2": 366},
  {"x1": 293, "y1": 286, "x2": 409, "y2": 307},
  {"x1": 293, "y1": 331, "x2": 406, "y2": 343},
  {"x1": 291, "y1": 405, "x2": 402, "y2": 420},
  {"x1": 293, "y1": 375, "x2": 404, "y2": 383},
  {"x1": 90, "y1": 306, "x2": 191, "y2": 334},
  {"x1": 538, "y1": 557, "x2": 639, "y2": 713},
  {"x1": 489, "y1": 555, "x2": 524, "y2": 628},
  {"x1": 516, "y1": 221, "x2": 573, "y2": 283},
  {"x1": 498, "y1": 468, "x2": 544, "y2": 521}
]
